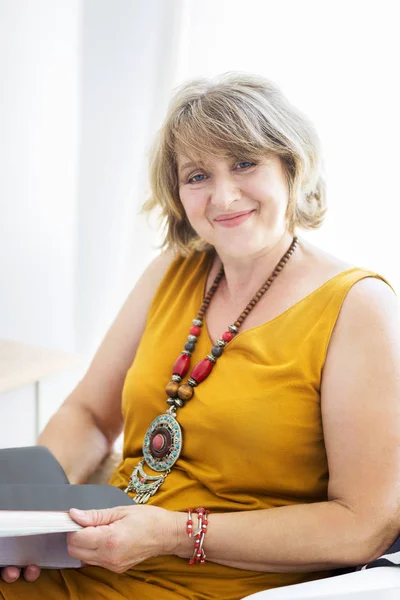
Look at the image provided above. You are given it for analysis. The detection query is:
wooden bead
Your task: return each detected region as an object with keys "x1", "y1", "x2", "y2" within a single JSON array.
[
  {"x1": 166, "y1": 381, "x2": 179, "y2": 398},
  {"x1": 177, "y1": 383, "x2": 194, "y2": 401}
]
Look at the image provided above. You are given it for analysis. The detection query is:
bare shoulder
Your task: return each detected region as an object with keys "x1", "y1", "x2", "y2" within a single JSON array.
[
  {"x1": 323, "y1": 269, "x2": 400, "y2": 381},
  {"x1": 299, "y1": 237, "x2": 398, "y2": 334},
  {"x1": 137, "y1": 249, "x2": 179, "y2": 288},
  {"x1": 335, "y1": 274, "x2": 398, "y2": 336},
  {"x1": 111, "y1": 248, "x2": 179, "y2": 331},
  {"x1": 297, "y1": 238, "x2": 354, "y2": 280}
]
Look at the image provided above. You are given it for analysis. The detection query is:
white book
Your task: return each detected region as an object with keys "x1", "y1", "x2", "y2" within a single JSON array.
[
  {"x1": 0, "y1": 511, "x2": 83, "y2": 568},
  {"x1": 0, "y1": 446, "x2": 134, "y2": 568}
]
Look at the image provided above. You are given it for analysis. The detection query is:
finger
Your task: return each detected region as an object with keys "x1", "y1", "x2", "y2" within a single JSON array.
[
  {"x1": 67, "y1": 544, "x2": 101, "y2": 566},
  {"x1": 67, "y1": 527, "x2": 100, "y2": 550},
  {"x1": 69, "y1": 507, "x2": 124, "y2": 527},
  {"x1": 1, "y1": 567, "x2": 21, "y2": 583},
  {"x1": 23, "y1": 564, "x2": 41, "y2": 582}
]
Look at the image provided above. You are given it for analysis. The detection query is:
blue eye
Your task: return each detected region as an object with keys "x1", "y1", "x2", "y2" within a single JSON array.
[
  {"x1": 236, "y1": 161, "x2": 254, "y2": 170},
  {"x1": 188, "y1": 173, "x2": 206, "y2": 184}
]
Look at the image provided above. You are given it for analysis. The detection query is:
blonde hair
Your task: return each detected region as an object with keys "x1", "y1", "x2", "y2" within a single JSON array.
[{"x1": 143, "y1": 72, "x2": 327, "y2": 255}]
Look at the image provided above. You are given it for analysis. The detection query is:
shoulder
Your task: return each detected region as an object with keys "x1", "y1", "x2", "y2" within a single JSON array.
[
  {"x1": 336, "y1": 275, "x2": 398, "y2": 335},
  {"x1": 112, "y1": 249, "x2": 179, "y2": 335},
  {"x1": 134, "y1": 249, "x2": 181, "y2": 295},
  {"x1": 296, "y1": 237, "x2": 398, "y2": 344},
  {"x1": 298, "y1": 238, "x2": 396, "y2": 310},
  {"x1": 139, "y1": 249, "x2": 211, "y2": 318},
  {"x1": 323, "y1": 274, "x2": 400, "y2": 381},
  {"x1": 142, "y1": 249, "x2": 179, "y2": 279}
]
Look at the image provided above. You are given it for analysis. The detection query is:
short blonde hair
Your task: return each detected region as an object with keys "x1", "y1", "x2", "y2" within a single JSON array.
[{"x1": 143, "y1": 72, "x2": 327, "y2": 256}]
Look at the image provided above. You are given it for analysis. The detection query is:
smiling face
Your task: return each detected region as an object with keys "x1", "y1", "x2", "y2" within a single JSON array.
[{"x1": 177, "y1": 153, "x2": 291, "y2": 259}]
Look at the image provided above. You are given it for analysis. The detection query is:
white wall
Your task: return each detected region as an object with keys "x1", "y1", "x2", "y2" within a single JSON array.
[
  {"x1": 175, "y1": 0, "x2": 400, "y2": 290},
  {"x1": 0, "y1": 0, "x2": 80, "y2": 351}
]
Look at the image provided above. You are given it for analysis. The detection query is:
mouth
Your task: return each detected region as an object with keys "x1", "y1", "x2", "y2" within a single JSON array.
[
  {"x1": 215, "y1": 210, "x2": 254, "y2": 222},
  {"x1": 214, "y1": 209, "x2": 255, "y2": 228}
]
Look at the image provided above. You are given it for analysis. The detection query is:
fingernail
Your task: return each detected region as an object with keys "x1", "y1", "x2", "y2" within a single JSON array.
[
  {"x1": 71, "y1": 508, "x2": 86, "y2": 517},
  {"x1": 9, "y1": 567, "x2": 19, "y2": 578}
]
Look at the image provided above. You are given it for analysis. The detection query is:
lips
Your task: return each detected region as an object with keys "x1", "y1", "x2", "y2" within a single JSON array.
[{"x1": 214, "y1": 210, "x2": 254, "y2": 222}]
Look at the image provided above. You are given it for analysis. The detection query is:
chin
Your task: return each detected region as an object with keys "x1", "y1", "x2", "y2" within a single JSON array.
[{"x1": 213, "y1": 238, "x2": 262, "y2": 259}]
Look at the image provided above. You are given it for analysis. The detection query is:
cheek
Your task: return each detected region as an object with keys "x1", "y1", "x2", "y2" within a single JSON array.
[
  {"x1": 179, "y1": 189, "x2": 208, "y2": 221},
  {"x1": 250, "y1": 177, "x2": 288, "y2": 211}
]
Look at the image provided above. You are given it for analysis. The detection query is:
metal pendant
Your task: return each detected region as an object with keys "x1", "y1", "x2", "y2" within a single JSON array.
[
  {"x1": 124, "y1": 459, "x2": 170, "y2": 504},
  {"x1": 124, "y1": 412, "x2": 182, "y2": 503}
]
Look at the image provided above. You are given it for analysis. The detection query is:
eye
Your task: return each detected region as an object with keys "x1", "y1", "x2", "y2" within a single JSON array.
[
  {"x1": 235, "y1": 161, "x2": 255, "y2": 170},
  {"x1": 187, "y1": 173, "x2": 207, "y2": 184}
]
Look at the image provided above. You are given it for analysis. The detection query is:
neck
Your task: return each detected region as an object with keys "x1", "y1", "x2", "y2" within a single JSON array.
[{"x1": 215, "y1": 231, "x2": 298, "y2": 305}]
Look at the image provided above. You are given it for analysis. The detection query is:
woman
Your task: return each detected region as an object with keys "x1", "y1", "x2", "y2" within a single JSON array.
[{"x1": 1, "y1": 72, "x2": 399, "y2": 600}]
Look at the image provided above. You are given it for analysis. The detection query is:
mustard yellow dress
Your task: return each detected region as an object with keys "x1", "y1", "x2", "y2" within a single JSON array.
[{"x1": 0, "y1": 250, "x2": 391, "y2": 600}]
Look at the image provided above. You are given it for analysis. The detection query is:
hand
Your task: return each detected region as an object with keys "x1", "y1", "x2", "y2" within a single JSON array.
[
  {"x1": 67, "y1": 505, "x2": 178, "y2": 573},
  {"x1": 1, "y1": 565, "x2": 41, "y2": 583}
]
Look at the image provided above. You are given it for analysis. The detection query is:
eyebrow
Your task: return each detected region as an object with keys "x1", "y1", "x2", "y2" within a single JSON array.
[{"x1": 178, "y1": 161, "x2": 203, "y2": 173}]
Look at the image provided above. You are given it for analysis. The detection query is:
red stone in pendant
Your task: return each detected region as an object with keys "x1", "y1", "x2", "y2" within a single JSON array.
[
  {"x1": 149, "y1": 427, "x2": 172, "y2": 459},
  {"x1": 173, "y1": 353, "x2": 191, "y2": 377},
  {"x1": 190, "y1": 325, "x2": 201, "y2": 336},
  {"x1": 140, "y1": 477, "x2": 146, "y2": 483},
  {"x1": 222, "y1": 330, "x2": 234, "y2": 342},
  {"x1": 191, "y1": 358, "x2": 214, "y2": 383},
  {"x1": 152, "y1": 433, "x2": 165, "y2": 451}
]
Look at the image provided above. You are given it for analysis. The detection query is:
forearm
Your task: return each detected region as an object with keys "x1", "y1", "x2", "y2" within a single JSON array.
[
  {"x1": 170, "y1": 501, "x2": 392, "y2": 573},
  {"x1": 38, "y1": 401, "x2": 111, "y2": 484}
]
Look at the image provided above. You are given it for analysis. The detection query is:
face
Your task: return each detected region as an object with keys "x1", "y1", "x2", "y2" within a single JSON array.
[{"x1": 177, "y1": 153, "x2": 290, "y2": 259}]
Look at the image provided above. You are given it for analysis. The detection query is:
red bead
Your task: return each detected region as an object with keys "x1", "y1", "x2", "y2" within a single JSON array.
[
  {"x1": 191, "y1": 358, "x2": 214, "y2": 383},
  {"x1": 190, "y1": 325, "x2": 201, "y2": 336},
  {"x1": 173, "y1": 353, "x2": 191, "y2": 377},
  {"x1": 222, "y1": 331, "x2": 234, "y2": 342}
]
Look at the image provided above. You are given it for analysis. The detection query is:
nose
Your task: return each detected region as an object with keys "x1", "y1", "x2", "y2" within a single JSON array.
[{"x1": 209, "y1": 175, "x2": 241, "y2": 210}]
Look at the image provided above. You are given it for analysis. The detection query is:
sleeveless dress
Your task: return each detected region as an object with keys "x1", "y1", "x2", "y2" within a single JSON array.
[{"x1": 0, "y1": 250, "x2": 393, "y2": 600}]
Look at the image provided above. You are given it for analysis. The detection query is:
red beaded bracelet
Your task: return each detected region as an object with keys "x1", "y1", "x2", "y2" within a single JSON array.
[{"x1": 186, "y1": 507, "x2": 209, "y2": 565}]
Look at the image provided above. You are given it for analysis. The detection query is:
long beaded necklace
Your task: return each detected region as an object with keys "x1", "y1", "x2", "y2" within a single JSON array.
[{"x1": 125, "y1": 236, "x2": 299, "y2": 503}]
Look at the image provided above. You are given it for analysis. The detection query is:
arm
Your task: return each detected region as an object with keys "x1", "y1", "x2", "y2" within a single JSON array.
[
  {"x1": 38, "y1": 250, "x2": 176, "y2": 484},
  {"x1": 166, "y1": 277, "x2": 400, "y2": 572}
]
